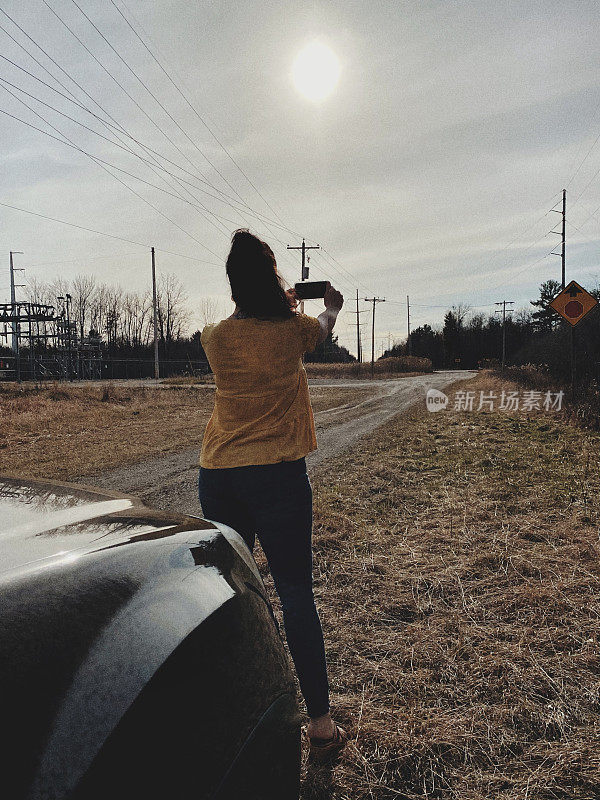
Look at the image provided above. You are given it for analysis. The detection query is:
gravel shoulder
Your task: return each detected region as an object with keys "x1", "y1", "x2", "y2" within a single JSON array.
[{"x1": 85, "y1": 371, "x2": 474, "y2": 515}]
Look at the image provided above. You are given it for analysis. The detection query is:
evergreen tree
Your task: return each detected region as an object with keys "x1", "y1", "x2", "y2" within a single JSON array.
[
  {"x1": 443, "y1": 311, "x2": 461, "y2": 366},
  {"x1": 531, "y1": 279, "x2": 561, "y2": 333}
]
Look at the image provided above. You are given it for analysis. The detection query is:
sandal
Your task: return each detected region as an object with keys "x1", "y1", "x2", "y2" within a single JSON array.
[{"x1": 306, "y1": 723, "x2": 348, "y2": 764}]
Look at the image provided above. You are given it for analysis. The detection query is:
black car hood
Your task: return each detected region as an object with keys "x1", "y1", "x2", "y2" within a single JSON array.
[
  {"x1": 0, "y1": 476, "x2": 218, "y2": 577},
  {"x1": 0, "y1": 475, "x2": 281, "y2": 800}
]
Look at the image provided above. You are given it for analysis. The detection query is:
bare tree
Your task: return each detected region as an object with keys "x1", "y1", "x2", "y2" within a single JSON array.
[
  {"x1": 156, "y1": 273, "x2": 190, "y2": 345},
  {"x1": 123, "y1": 291, "x2": 151, "y2": 347},
  {"x1": 514, "y1": 307, "x2": 533, "y2": 326},
  {"x1": 198, "y1": 296, "x2": 227, "y2": 327},
  {"x1": 26, "y1": 277, "x2": 52, "y2": 306},
  {"x1": 451, "y1": 303, "x2": 472, "y2": 326},
  {"x1": 47, "y1": 278, "x2": 71, "y2": 306},
  {"x1": 71, "y1": 274, "x2": 96, "y2": 340}
]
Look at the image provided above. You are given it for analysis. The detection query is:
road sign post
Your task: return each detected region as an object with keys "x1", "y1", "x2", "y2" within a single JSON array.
[
  {"x1": 549, "y1": 280, "x2": 598, "y2": 326},
  {"x1": 549, "y1": 281, "x2": 598, "y2": 399}
]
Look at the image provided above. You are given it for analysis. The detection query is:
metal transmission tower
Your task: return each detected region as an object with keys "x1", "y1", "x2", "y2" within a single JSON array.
[
  {"x1": 364, "y1": 297, "x2": 385, "y2": 378},
  {"x1": 56, "y1": 294, "x2": 76, "y2": 380},
  {"x1": 9, "y1": 251, "x2": 25, "y2": 379},
  {"x1": 494, "y1": 300, "x2": 514, "y2": 371},
  {"x1": 0, "y1": 301, "x2": 57, "y2": 381},
  {"x1": 406, "y1": 295, "x2": 412, "y2": 356}
]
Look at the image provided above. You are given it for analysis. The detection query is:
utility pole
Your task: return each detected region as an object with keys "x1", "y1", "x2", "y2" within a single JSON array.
[
  {"x1": 551, "y1": 189, "x2": 574, "y2": 395},
  {"x1": 364, "y1": 297, "x2": 385, "y2": 379},
  {"x1": 561, "y1": 188, "x2": 566, "y2": 290},
  {"x1": 406, "y1": 295, "x2": 412, "y2": 356},
  {"x1": 9, "y1": 251, "x2": 24, "y2": 382},
  {"x1": 551, "y1": 189, "x2": 566, "y2": 289},
  {"x1": 287, "y1": 238, "x2": 319, "y2": 314},
  {"x1": 287, "y1": 238, "x2": 320, "y2": 281},
  {"x1": 355, "y1": 290, "x2": 361, "y2": 366},
  {"x1": 151, "y1": 247, "x2": 159, "y2": 380},
  {"x1": 66, "y1": 293, "x2": 72, "y2": 381},
  {"x1": 353, "y1": 289, "x2": 369, "y2": 374},
  {"x1": 494, "y1": 300, "x2": 514, "y2": 371}
]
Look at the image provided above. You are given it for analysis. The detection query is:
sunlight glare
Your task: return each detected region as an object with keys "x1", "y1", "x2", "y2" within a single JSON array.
[{"x1": 292, "y1": 41, "x2": 341, "y2": 102}]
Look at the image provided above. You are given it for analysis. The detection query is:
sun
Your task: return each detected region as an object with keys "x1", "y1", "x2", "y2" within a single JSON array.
[{"x1": 292, "y1": 41, "x2": 341, "y2": 102}]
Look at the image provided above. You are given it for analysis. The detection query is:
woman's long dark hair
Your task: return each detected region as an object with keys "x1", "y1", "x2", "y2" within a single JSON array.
[{"x1": 226, "y1": 229, "x2": 295, "y2": 319}]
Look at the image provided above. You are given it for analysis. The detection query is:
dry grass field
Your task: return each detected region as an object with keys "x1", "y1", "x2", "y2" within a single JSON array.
[
  {"x1": 3, "y1": 371, "x2": 599, "y2": 798},
  {"x1": 0, "y1": 381, "x2": 377, "y2": 479},
  {"x1": 305, "y1": 357, "x2": 433, "y2": 378},
  {"x1": 255, "y1": 373, "x2": 600, "y2": 799}
]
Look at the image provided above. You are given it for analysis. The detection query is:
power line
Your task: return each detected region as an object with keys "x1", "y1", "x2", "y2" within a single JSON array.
[
  {"x1": 0, "y1": 6, "x2": 368, "y2": 297},
  {"x1": 0, "y1": 77, "x2": 237, "y2": 238},
  {"x1": 0, "y1": 57, "x2": 311, "y2": 240},
  {"x1": 103, "y1": 1, "x2": 373, "y2": 292},
  {"x1": 40, "y1": 0, "x2": 264, "y2": 241},
  {"x1": 109, "y1": 0, "x2": 288, "y2": 227},
  {"x1": 0, "y1": 14, "x2": 237, "y2": 243},
  {"x1": 0, "y1": 95, "x2": 226, "y2": 259},
  {"x1": 58, "y1": 0, "x2": 309, "y2": 268},
  {"x1": 0, "y1": 23, "x2": 304, "y2": 238},
  {"x1": 66, "y1": 0, "x2": 272, "y2": 237},
  {"x1": 41, "y1": 0, "x2": 215, "y2": 194},
  {"x1": 0, "y1": 200, "x2": 222, "y2": 264},
  {"x1": 26, "y1": 250, "x2": 140, "y2": 267}
]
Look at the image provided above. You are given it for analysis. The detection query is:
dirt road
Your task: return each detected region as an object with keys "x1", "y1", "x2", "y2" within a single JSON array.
[{"x1": 86, "y1": 371, "x2": 473, "y2": 515}]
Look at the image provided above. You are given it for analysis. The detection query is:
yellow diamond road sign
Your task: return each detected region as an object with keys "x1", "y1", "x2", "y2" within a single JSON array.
[{"x1": 549, "y1": 280, "x2": 598, "y2": 326}]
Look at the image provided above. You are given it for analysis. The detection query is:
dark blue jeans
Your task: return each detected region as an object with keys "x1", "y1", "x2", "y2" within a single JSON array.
[{"x1": 198, "y1": 457, "x2": 330, "y2": 719}]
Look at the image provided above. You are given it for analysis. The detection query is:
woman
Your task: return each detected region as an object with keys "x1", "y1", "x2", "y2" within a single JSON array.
[{"x1": 198, "y1": 228, "x2": 347, "y2": 762}]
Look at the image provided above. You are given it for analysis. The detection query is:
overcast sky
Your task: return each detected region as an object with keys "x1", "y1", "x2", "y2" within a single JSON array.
[{"x1": 2, "y1": 0, "x2": 600, "y2": 355}]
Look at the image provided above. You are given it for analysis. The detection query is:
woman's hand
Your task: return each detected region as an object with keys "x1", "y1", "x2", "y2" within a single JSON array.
[
  {"x1": 317, "y1": 283, "x2": 343, "y2": 344},
  {"x1": 324, "y1": 282, "x2": 344, "y2": 311}
]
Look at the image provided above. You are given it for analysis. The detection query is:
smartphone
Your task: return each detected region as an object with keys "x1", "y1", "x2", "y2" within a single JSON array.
[{"x1": 294, "y1": 281, "x2": 329, "y2": 300}]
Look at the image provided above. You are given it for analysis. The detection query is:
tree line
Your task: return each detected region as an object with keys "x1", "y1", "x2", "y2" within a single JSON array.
[
  {"x1": 384, "y1": 279, "x2": 600, "y2": 386},
  {"x1": 24, "y1": 273, "x2": 191, "y2": 354},
  {"x1": 5, "y1": 274, "x2": 596, "y2": 385},
  {"x1": 1, "y1": 274, "x2": 354, "y2": 366}
]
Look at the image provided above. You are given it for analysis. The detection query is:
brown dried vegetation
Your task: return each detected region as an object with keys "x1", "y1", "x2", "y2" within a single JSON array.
[
  {"x1": 270, "y1": 373, "x2": 600, "y2": 799},
  {"x1": 0, "y1": 381, "x2": 379, "y2": 479}
]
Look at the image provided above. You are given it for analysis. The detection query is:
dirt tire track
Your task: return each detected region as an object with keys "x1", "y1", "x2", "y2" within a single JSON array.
[{"x1": 82, "y1": 371, "x2": 474, "y2": 515}]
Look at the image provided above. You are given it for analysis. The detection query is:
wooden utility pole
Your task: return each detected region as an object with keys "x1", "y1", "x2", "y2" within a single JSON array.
[
  {"x1": 406, "y1": 295, "x2": 412, "y2": 356},
  {"x1": 151, "y1": 247, "x2": 159, "y2": 380},
  {"x1": 287, "y1": 238, "x2": 319, "y2": 314},
  {"x1": 551, "y1": 189, "x2": 571, "y2": 391},
  {"x1": 355, "y1": 289, "x2": 361, "y2": 363},
  {"x1": 561, "y1": 188, "x2": 566, "y2": 290},
  {"x1": 364, "y1": 297, "x2": 385, "y2": 378},
  {"x1": 494, "y1": 300, "x2": 514, "y2": 371},
  {"x1": 551, "y1": 189, "x2": 566, "y2": 289},
  {"x1": 287, "y1": 238, "x2": 320, "y2": 281}
]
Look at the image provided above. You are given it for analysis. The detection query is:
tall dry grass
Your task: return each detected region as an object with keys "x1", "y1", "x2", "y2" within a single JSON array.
[
  {"x1": 495, "y1": 364, "x2": 600, "y2": 431},
  {"x1": 249, "y1": 372, "x2": 600, "y2": 798},
  {"x1": 306, "y1": 356, "x2": 433, "y2": 379}
]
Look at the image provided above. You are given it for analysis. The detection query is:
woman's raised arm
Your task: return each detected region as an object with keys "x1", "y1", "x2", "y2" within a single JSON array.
[{"x1": 317, "y1": 283, "x2": 344, "y2": 344}]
